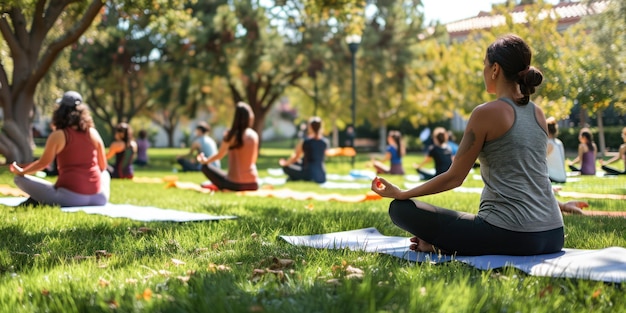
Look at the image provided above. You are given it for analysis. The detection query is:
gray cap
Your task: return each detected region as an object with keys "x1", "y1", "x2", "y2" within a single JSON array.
[{"x1": 56, "y1": 91, "x2": 83, "y2": 107}]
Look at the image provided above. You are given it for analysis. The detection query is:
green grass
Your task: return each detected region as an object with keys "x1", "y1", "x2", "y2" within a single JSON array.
[{"x1": 0, "y1": 145, "x2": 625, "y2": 312}]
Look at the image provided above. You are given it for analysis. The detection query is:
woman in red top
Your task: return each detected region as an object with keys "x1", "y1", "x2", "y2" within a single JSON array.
[
  {"x1": 10, "y1": 91, "x2": 110, "y2": 207},
  {"x1": 197, "y1": 102, "x2": 259, "y2": 191}
]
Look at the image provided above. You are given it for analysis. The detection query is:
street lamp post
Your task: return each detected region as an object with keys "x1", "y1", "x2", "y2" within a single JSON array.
[{"x1": 346, "y1": 34, "x2": 361, "y2": 168}]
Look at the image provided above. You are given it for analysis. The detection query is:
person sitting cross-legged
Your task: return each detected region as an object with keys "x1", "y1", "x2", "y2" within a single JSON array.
[{"x1": 279, "y1": 116, "x2": 328, "y2": 183}]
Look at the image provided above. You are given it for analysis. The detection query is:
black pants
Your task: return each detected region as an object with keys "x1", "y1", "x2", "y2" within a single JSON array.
[
  {"x1": 388, "y1": 199, "x2": 564, "y2": 256},
  {"x1": 601, "y1": 165, "x2": 626, "y2": 175},
  {"x1": 201, "y1": 164, "x2": 258, "y2": 191}
]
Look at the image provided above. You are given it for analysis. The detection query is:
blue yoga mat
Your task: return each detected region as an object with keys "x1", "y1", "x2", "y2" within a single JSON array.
[{"x1": 281, "y1": 227, "x2": 626, "y2": 283}]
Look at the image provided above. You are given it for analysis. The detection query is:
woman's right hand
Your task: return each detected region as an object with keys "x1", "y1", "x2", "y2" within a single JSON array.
[
  {"x1": 371, "y1": 176, "x2": 404, "y2": 199},
  {"x1": 10, "y1": 162, "x2": 25, "y2": 176},
  {"x1": 279, "y1": 158, "x2": 287, "y2": 167}
]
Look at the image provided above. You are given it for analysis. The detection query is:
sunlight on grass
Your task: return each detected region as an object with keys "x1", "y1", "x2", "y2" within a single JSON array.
[{"x1": 1, "y1": 147, "x2": 625, "y2": 312}]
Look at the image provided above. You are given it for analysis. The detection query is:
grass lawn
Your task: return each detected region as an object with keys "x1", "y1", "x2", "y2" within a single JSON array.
[{"x1": 0, "y1": 143, "x2": 625, "y2": 312}]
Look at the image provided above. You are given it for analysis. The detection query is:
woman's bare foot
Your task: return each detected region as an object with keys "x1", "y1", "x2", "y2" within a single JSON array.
[{"x1": 409, "y1": 236, "x2": 436, "y2": 253}]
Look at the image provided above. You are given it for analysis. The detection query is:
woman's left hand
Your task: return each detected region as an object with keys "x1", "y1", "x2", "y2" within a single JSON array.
[
  {"x1": 371, "y1": 176, "x2": 403, "y2": 199},
  {"x1": 278, "y1": 158, "x2": 287, "y2": 167},
  {"x1": 560, "y1": 201, "x2": 588, "y2": 215}
]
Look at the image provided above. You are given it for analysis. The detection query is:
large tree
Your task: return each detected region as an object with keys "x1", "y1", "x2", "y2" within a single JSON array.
[{"x1": 0, "y1": 0, "x2": 105, "y2": 163}]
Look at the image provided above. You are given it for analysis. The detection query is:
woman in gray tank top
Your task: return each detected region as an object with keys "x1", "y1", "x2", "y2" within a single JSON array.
[{"x1": 371, "y1": 34, "x2": 585, "y2": 256}]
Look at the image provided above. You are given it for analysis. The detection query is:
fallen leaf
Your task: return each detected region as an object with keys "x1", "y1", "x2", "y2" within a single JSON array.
[
  {"x1": 95, "y1": 250, "x2": 112, "y2": 259},
  {"x1": 345, "y1": 265, "x2": 364, "y2": 275},
  {"x1": 326, "y1": 278, "x2": 341, "y2": 285},
  {"x1": 98, "y1": 277, "x2": 110, "y2": 287},
  {"x1": 158, "y1": 270, "x2": 172, "y2": 276},
  {"x1": 171, "y1": 258, "x2": 186, "y2": 266},
  {"x1": 270, "y1": 257, "x2": 294, "y2": 269},
  {"x1": 125, "y1": 278, "x2": 138, "y2": 285},
  {"x1": 106, "y1": 299, "x2": 119, "y2": 309},
  {"x1": 592, "y1": 288, "x2": 602, "y2": 298},
  {"x1": 539, "y1": 285, "x2": 553, "y2": 298},
  {"x1": 137, "y1": 288, "x2": 153, "y2": 301}
]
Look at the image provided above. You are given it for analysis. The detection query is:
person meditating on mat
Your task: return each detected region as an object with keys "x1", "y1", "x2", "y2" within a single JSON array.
[
  {"x1": 279, "y1": 116, "x2": 328, "y2": 183},
  {"x1": 197, "y1": 102, "x2": 259, "y2": 191},
  {"x1": 414, "y1": 127, "x2": 453, "y2": 180},
  {"x1": 371, "y1": 130, "x2": 405, "y2": 175},
  {"x1": 9, "y1": 91, "x2": 110, "y2": 207},
  {"x1": 600, "y1": 126, "x2": 626, "y2": 175},
  {"x1": 177, "y1": 122, "x2": 220, "y2": 172},
  {"x1": 546, "y1": 117, "x2": 567, "y2": 183},
  {"x1": 134, "y1": 129, "x2": 150, "y2": 167},
  {"x1": 568, "y1": 128, "x2": 597, "y2": 175},
  {"x1": 371, "y1": 34, "x2": 570, "y2": 256},
  {"x1": 106, "y1": 122, "x2": 137, "y2": 179}
]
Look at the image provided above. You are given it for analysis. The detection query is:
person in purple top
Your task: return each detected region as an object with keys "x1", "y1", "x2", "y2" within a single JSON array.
[
  {"x1": 134, "y1": 129, "x2": 150, "y2": 167},
  {"x1": 568, "y1": 128, "x2": 597, "y2": 175}
]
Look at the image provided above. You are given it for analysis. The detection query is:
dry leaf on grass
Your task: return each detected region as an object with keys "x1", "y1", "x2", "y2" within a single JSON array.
[
  {"x1": 98, "y1": 277, "x2": 110, "y2": 287},
  {"x1": 136, "y1": 288, "x2": 153, "y2": 301},
  {"x1": 106, "y1": 299, "x2": 119, "y2": 309},
  {"x1": 208, "y1": 263, "x2": 231, "y2": 272},
  {"x1": 171, "y1": 258, "x2": 186, "y2": 266}
]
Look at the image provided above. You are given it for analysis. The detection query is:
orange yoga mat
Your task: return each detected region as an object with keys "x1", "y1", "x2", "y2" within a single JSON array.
[
  {"x1": 237, "y1": 189, "x2": 382, "y2": 202},
  {"x1": 0, "y1": 184, "x2": 28, "y2": 197}
]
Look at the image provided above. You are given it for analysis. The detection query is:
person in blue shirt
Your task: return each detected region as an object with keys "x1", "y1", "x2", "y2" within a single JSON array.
[
  {"x1": 176, "y1": 122, "x2": 219, "y2": 171},
  {"x1": 279, "y1": 116, "x2": 328, "y2": 183},
  {"x1": 371, "y1": 130, "x2": 405, "y2": 175}
]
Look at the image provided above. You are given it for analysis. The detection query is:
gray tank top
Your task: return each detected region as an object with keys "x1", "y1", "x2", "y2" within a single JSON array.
[{"x1": 477, "y1": 98, "x2": 563, "y2": 232}]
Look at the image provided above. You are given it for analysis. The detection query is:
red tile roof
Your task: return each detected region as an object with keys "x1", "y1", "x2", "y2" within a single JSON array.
[{"x1": 445, "y1": 0, "x2": 610, "y2": 40}]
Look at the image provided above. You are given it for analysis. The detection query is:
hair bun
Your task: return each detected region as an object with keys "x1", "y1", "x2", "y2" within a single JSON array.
[{"x1": 518, "y1": 66, "x2": 543, "y2": 88}]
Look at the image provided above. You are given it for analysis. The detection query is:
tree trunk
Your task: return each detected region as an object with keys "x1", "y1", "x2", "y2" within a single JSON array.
[
  {"x1": 378, "y1": 124, "x2": 387, "y2": 153},
  {"x1": 0, "y1": 92, "x2": 36, "y2": 163},
  {"x1": 166, "y1": 126, "x2": 176, "y2": 148},
  {"x1": 597, "y1": 109, "x2": 606, "y2": 157}
]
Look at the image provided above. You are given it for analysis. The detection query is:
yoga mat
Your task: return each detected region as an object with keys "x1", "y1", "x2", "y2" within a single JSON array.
[
  {"x1": 280, "y1": 227, "x2": 626, "y2": 283},
  {"x1": 238, "y1": 189, "x2": 382, "y2": 202},
  {"x1": 320, "y1": 181, "x2": 371, "y2": 189},
  {"x1": 0, "y1": 197, "x2": 236, "y2": 222},
  {"x1": 0, "y1": 184, "x2": 28, "y2": 197}
]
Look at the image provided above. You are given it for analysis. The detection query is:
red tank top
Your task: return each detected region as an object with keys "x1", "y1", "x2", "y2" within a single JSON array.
[{"x1": 55, "y1": 128, "x2": 101, "y2": 194}]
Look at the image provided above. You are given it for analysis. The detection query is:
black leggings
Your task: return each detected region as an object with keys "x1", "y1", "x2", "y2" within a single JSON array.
[
  {"x1": 201, "y1": 164, "x2": 258, "y2": 191},
  {"x1": 601, "y1": 165, "x2": 626, "y2": 175},
  {"x1": 388, "y1": 199, "x2": 564, "y2": 256}
]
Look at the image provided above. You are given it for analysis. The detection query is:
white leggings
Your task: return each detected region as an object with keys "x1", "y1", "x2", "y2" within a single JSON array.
[{"x1": 14, "y1": 171, "x2": 110, "y2": 207}]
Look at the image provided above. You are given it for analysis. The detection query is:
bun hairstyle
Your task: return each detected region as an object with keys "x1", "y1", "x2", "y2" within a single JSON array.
[
  {"x1": 486, "y1": 34, "x2": 543, "y2": 105},
  {"x1": 433, "y1": 127, "x2": 448, "y2": 145},
  {"x1": 308, "y1": 116, "x2": 322, "y2": 135}
]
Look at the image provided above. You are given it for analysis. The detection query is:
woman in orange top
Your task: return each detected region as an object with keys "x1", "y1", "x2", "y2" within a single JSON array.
[
  {"x1": 10, "y1": 91, "x2": 110, "y2": 207},
  {"x1": 197, "y1": 102, "x2": 259, "y2": 191}
]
